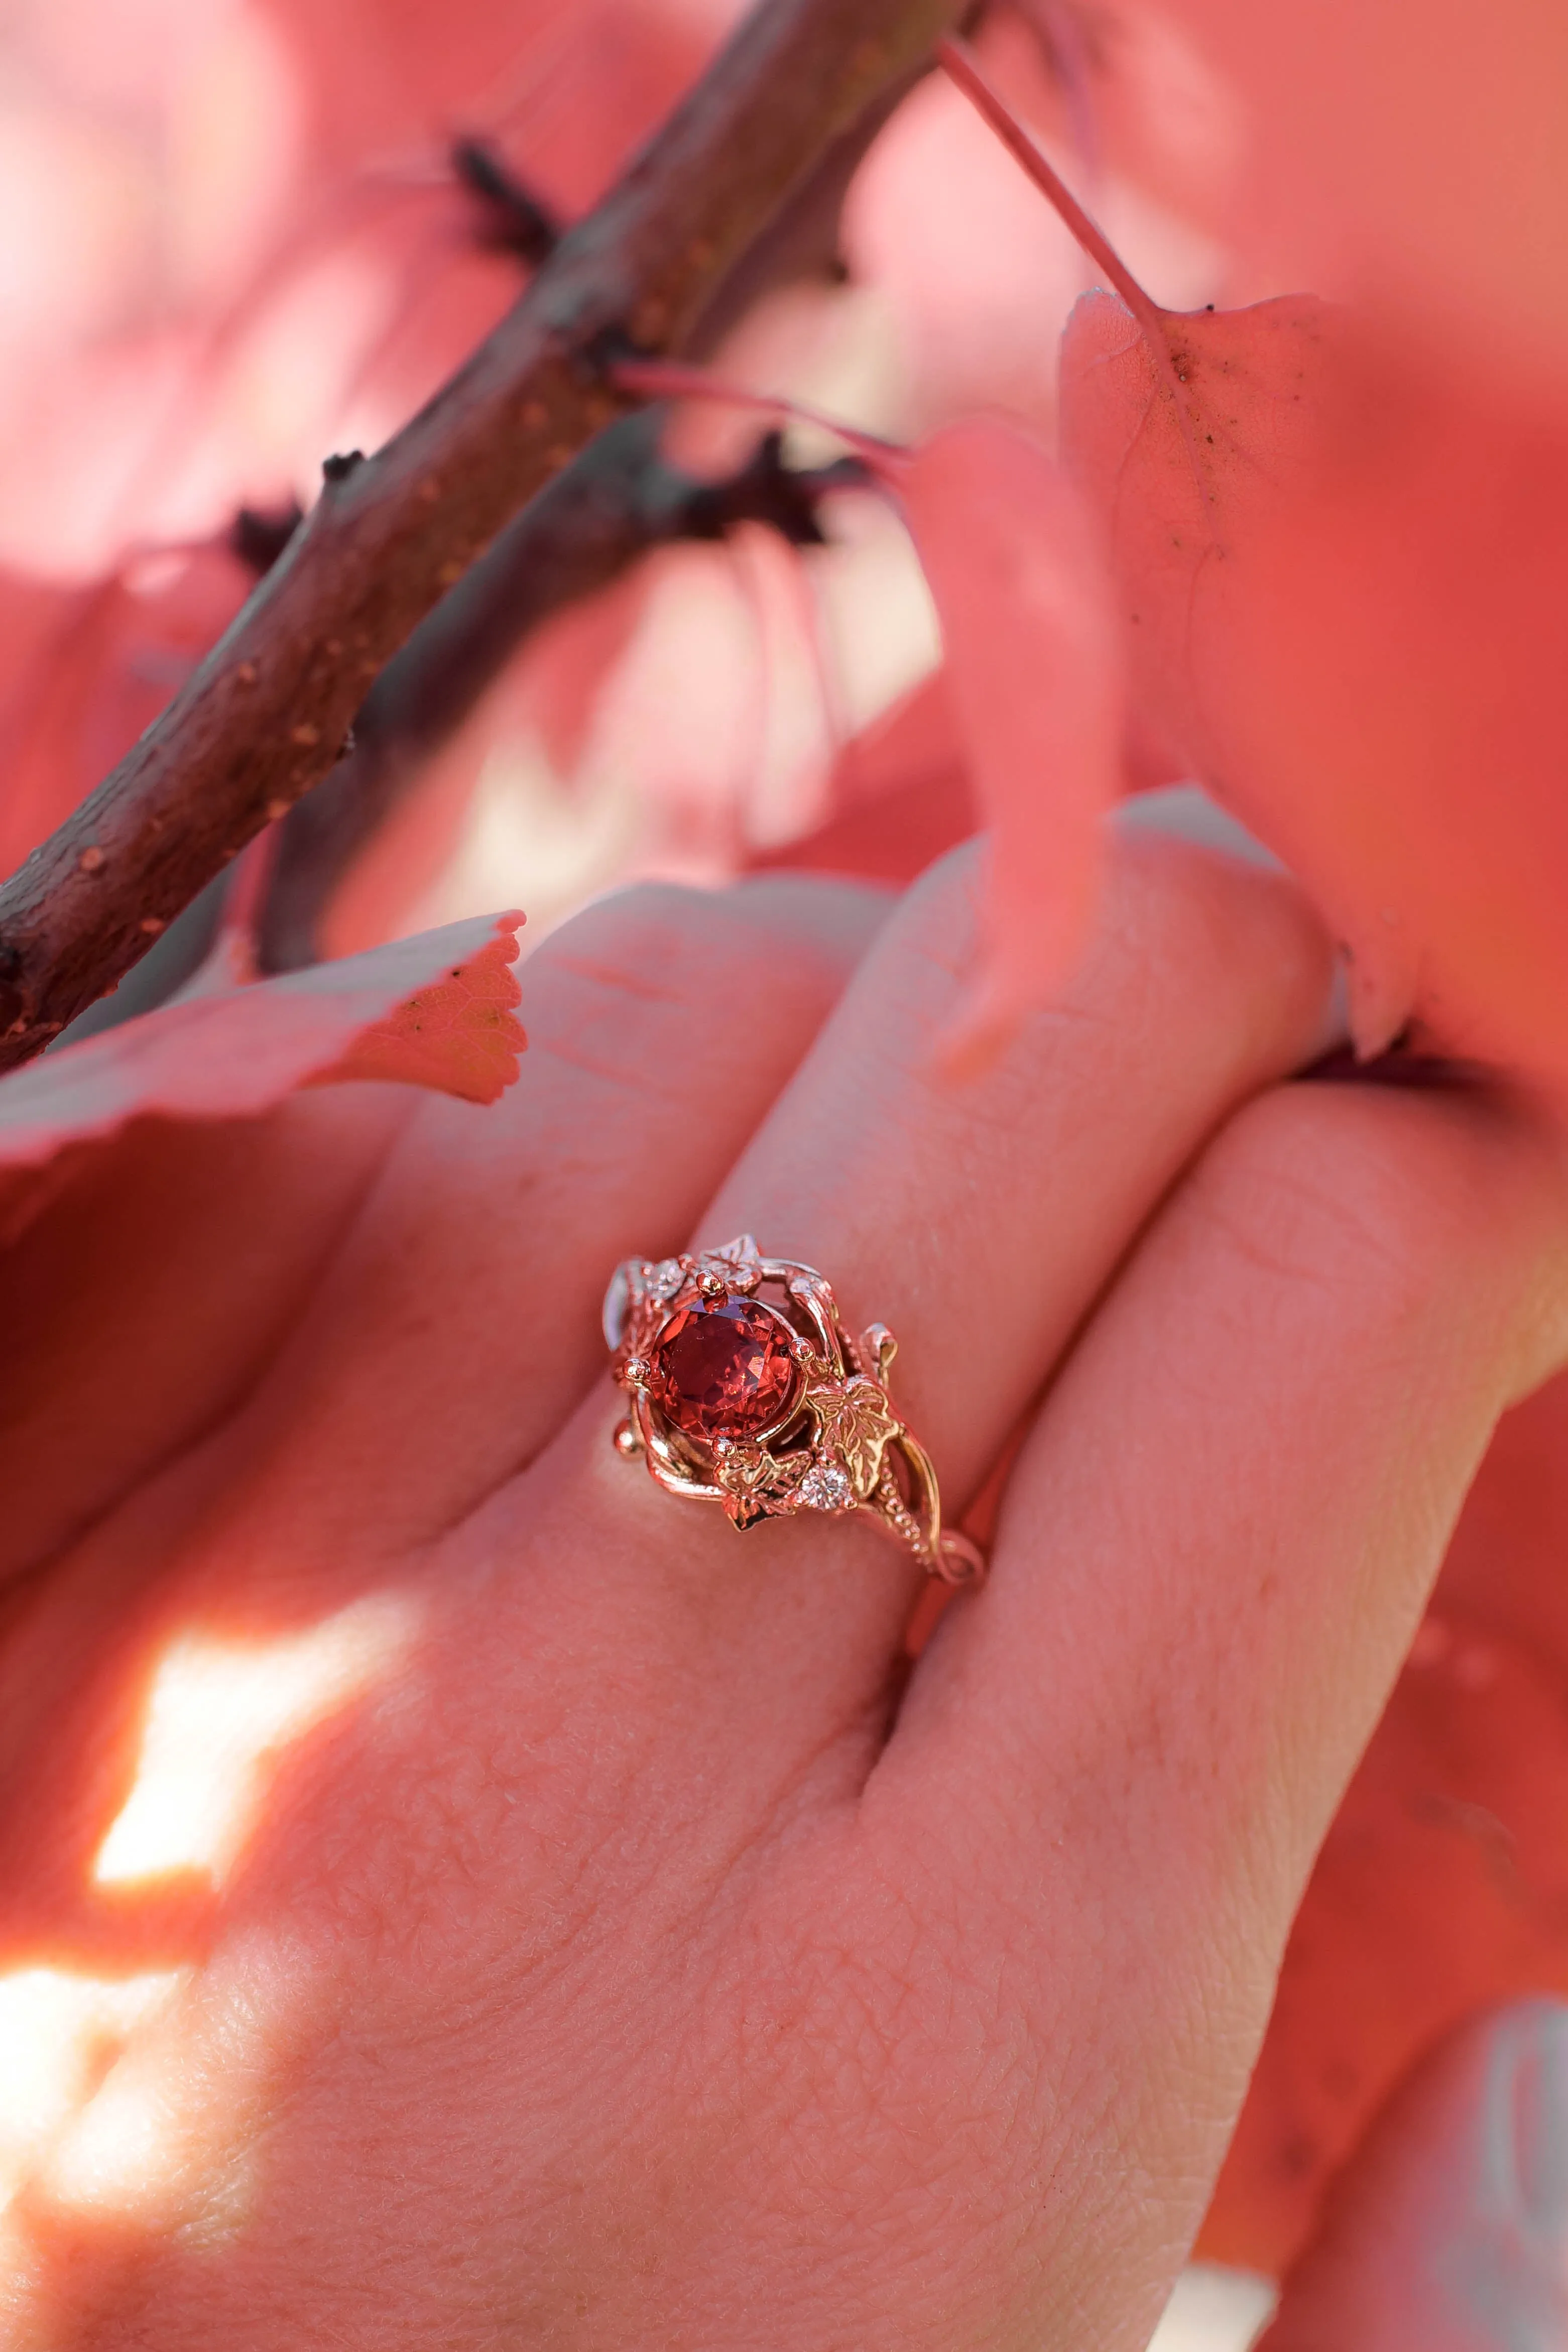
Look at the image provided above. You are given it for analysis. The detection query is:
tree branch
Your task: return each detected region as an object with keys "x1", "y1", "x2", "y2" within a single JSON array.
[
  {"x1": 0, "y1": 0, "x2": 962, "y2": 1069},
  {"x1": 254, "y1": 71, "x2": 903, "y2": 978},
  {"x1": 450, "y1": 139, "x2": 563, "y2": 268},
  {"x1": 258, "y1": 421, "x2": 863, "y2": 972}
]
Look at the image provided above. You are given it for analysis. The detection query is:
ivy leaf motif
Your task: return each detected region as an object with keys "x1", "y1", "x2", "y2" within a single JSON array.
[
  {"x1": 713, "y1": 1443, "x2": 772, "y2": 1497},
  {"x1": 694, "y1": 1235, "x2": 761, "y2": 1292},
  {"x1": 714, "y1": 1442, "x2": 806, "y2": 1527},
  {"x1": 809, "y1": 1374, "x2": 900, "y2": 1500}
]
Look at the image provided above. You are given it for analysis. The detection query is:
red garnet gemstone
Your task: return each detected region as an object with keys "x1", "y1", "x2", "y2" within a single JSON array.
[{"x1": 649, "y1": 1298, "x2": 802, "y2": 1443}]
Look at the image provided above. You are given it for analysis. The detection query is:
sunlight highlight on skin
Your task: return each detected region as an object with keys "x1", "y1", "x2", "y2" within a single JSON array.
[
  {"x1": 31, "y1": 1923, "x2": 332, "y2": 2244},
  {"x1": 0, "y1": 1969, "x2": 186, "y2": 2212},
  {"x1": 93, "y1": 1594, "x2": 415, "y2": 1888},
  {"x1": 45, "y1": 2016, "x2": 196, "y2": 2217},
  {"x1": 0, "y1": 1596, "x2": 418, "y2": 2273}
]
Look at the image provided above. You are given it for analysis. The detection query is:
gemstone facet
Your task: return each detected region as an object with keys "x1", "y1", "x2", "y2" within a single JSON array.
[{"x1": 649, "y1": 1298, "x2": 801, "y2": 1444}]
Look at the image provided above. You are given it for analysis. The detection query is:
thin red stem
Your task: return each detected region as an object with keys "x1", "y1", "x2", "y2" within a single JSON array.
[
  {"x1": 936, "y1": 36, "x2": 1164, "y2": 342},
  {"x1": 610, "y1": 358, "x2": 907, "y2": 475},
  {"x1": 937, "y1": 35, "x2": 1219, "y2": 534}
]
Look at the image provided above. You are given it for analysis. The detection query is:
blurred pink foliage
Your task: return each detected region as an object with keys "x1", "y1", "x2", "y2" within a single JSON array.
[{"x1": 0, "y1": 540, "x2": 253, "y2": 877}]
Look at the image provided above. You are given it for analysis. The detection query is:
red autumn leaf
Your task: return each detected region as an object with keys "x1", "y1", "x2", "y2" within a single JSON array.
[
  {"x1": 1196, "y1": 1366, "x2": 1568, "y2": 2275},
  {"x1": 1208, "y1": 1607, "x2": 1568, "y2": 2275},
  {"x1": 0, "y1": 911, "x2": 525, "y2": 1178},
  {"x1": 1059, "y1": 289, "x2": 1568, "y2": 1080},
  {"x1": 896, "y1": 415, "x2": 1123, "y2": 1066},
  {"x1": 314, "y1": 918, "x2": 526, "y2": 1099},
  {"x1": 1145, "y1": 0, "x2": 1568, "y2": 383}
]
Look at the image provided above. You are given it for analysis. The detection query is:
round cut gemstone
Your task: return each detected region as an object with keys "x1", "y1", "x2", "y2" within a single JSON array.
[{"x1": 649, "y1": 1298, "x2": 801, "y2": 1443}]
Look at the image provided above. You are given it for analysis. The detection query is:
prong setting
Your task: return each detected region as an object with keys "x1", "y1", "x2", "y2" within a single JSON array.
[{"x1": 600, "y1": 1239, "x2": 984, "y2": 1585}]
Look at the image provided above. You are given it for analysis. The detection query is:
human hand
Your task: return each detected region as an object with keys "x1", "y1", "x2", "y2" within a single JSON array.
[{"x1": 3, "y1": 831, "x2": 1565, "y2": 2348}]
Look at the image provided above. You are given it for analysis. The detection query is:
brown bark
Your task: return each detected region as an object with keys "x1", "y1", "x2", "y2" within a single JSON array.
[
  {"x1": 0, "y1": 0, "x2": 962, "y2": 1069},
  {"x1": 258, "y1": 423, "x2": 863, "y2": 974}
]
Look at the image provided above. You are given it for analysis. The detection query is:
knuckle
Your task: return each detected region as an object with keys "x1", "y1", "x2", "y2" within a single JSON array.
[
  {"x1": 861, "y1": 839, "x2": 985, "y2": 1002},
  {"x1": 1094, "y1": 826, "x2": 1332, "y2": 1046},
  {"x1": 537, "y1": 880, "x2": 733, "y2": 1005},
  {"x1": 889, "y1": 828, "x2": 1333, "y2": 1084},
  {"x1": 1186, "y1": 1080, "x2": 1546, "y2": 1331},
  {"x1": 533, "y1": 875, "x2": 879, "y2": 1060}
]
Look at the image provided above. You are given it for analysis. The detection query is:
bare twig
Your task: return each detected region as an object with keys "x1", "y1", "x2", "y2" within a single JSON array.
[
  {"x1": 259, "y1": 420, "x2": 863, "y2": 972},
  {"x1": 450, "y1": 139, "x2": 563, "y2": 267},
  {"x1": 229, "y1": 501, "x2": 307, "y2": 576},
  {"x1": 256, "y1": 71, "x2": 904, "y2": 977},
  {"x1": 0, "y1": 0, "x2": 962, "y2": 1069},
  {"x1": 609, "y1": 358, "x2": 904, "y2": 465}
]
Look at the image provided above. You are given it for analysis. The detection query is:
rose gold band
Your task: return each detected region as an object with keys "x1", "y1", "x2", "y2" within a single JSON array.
[{"x1": 603, "y1": 1235, "x2": 986, "y2": 1588}]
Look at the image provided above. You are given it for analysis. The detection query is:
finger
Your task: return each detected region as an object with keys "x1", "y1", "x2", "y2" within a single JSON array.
[
  {"x1": 547, "y1": 825, "x2": 1337, "y2": 1719},
  {"x1": 703, "y1": 830, "x2": 1336, "y2": 1484},
  {"x1": 174, "y1": 875, "x2": 889, "y2": 1559},
  {"x1": 0, "y1": 1086, "x2": 406, "y2": 1586},
  {"x1": 1262, "y1": 1998, "x2": 1568, "y2": 2350},
  {"x1": 891, "y1": 1075, "x2": 1568, "y2": 2335}
]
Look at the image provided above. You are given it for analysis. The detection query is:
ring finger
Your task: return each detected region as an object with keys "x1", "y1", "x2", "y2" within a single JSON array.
[{"x1": 514, "y1": 820, "x2": 1340, "y2": 1751}]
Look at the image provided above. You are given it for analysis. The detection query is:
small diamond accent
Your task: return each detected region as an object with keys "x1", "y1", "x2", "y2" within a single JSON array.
[
  {"x1": 799, "y1": 1459, "x2": 854, "y2": 1512},
  {"x1": 648, "y1": 1258, "x2": 685, "y2": 1301}
]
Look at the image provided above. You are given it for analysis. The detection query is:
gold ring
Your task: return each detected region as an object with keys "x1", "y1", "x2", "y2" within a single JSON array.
[{"x1": 602, "y1": 1236, "x2": 986, "y2": 1588}]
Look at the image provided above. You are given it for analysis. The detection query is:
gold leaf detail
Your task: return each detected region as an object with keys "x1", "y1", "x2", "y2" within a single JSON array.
[
  {"x1": 811, "y1": 1375, "x2": 900, "y2": 1499},
  {"x1": 714, "y1": 1445, "x2": 807, "y2": 1514}
]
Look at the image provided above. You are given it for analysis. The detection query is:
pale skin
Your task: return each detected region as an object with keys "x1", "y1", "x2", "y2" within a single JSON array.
[{"x1": 2, "y1": 831, "x2": 1566, "y2": 2347}]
